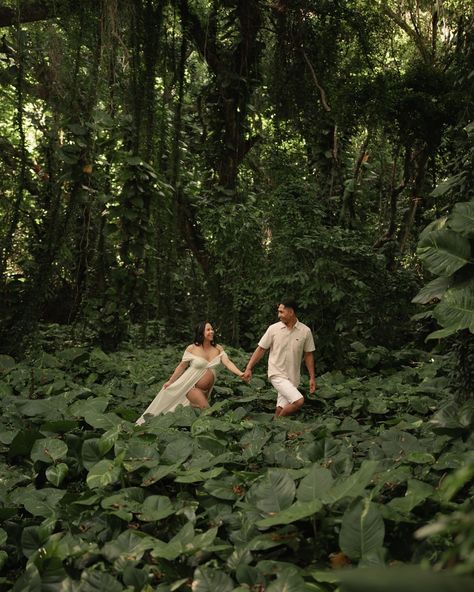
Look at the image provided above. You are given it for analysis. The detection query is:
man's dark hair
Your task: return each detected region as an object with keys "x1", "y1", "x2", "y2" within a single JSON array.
[
  {"x1": 193, "y1": 321, "x2": 216, "y2": 346},
  {"x1": 280, "y1": 298, "x2": 298, "y2": 313}
]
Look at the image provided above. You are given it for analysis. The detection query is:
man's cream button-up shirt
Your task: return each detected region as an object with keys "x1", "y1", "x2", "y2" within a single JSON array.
[{"x1": 258, "y1": 320, "x2": 315, "y2": 386}]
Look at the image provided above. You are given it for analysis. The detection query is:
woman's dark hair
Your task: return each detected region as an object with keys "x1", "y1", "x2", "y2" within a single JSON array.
[{"x1": 194, "y1": 321, "x2": 216, "y2": 346}]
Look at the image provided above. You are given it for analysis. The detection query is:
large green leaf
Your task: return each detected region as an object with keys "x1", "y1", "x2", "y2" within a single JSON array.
[
  {"x1": 45, "y1": 463, "x2": 69, "y2": 487},
  {"x1": 418, "y1": 217, "x2": 448, "y2": 241},
  {"x1": 141, "y1": 462, "x2": 180, "y2": 486},
  {"x1": 20, "y1": 398, "x2": 68, "y2": 419},
  {"x1": 246, "y1": 469, "x2": 296, "y2": 513},
  {"x1": 21, "y1": 488, "x2": 66, "y2": 517},
  {"x1": 82, "y1": 438, "x2": 106, "y2": 470},
  {"x1": 266, "y1": 569, "x2": 308, "y2": 592},
  {"x1": 189, "y1": 527, "x2": 221, "y2": 552},
  {"x1": 161, "y1": 435, "x2": 193, "y2": 464},
  {"x1": 191, "y1": 567, "x2": 234, "y2": 592},
  {"x1": 256, "y1": 499, "x2": 322, "y2": 527},
  {"x1": 69, "y1": 397, "x2": 109, "y2": 418},
  {"x1": 411, "y1": 276, "x2": 451, "y2": 304},
  {"x1": 322, "y1": 460, "x2": 379, "y2": 504},
  {"x1": 438, "y1": 453, "x2": 474, "y2": 501},
  {"x1": 430, "y1": 278, "x2": 474, "y2": 336},
  {"x1": 448, "y1": 201, "x2": 474, "y2": 238},
  {"x1": 430, "y1": 174, "x2": 464, "y2": 198},
  {"x1": 21, "y1": 524, "x2": 54, "y2": 558},
  {"x1": 175, "y1": 466, "x2": 225, "y2": 483},
  {"x1": 122, "y1": 566, "x2": 148, "y2": 591},
  {"x1": 101, "y1": 488, "x2": 144, "y2": 520},
  {"x1": 101, "y1": 530, "x2": 154, "y2": 563},
  {"x1": 149, "y1": 523, "x2": 220, "y2": 561},
  {"x1": 203, "y1": 475, "x2": 243, "y2": 500},
  {"x1": 240, "y1": 425, "x2": 272, "y2": 460},
  {"x1": 339, "y1": 498, "x2": 385, "y2": 561},
  {"x1": 31, "y1": 438, "x2": 68, "y2": 464},
  {"x1": 86, "y1": 459, "x2": 122, "y2": 489},
  {"x1": 387, "y1": 479, "x2": 434, "y2": 514},
  {"x1": 83, "y1": 411, "x2": 122, "y2": 430},
  {"x1": 137, "y1": 495, "x2": 174, "y2": 521},
  {"x1": 425, "y1": 326, "x2": 459, "y2": 340},
  {"x1": 296, "y1": 465, "x2": 334, "y2": 502},
  {"x1": 417, "y1": 229, "x2": 471, "y2": 276},
  {"x1": 121, "y1": 440, "x2": 160, "y2": 472},
  {"x1": 79, "y1": 570, "x2": 123, "y2": 592},
  {"x1": 430, "y1": 401, "x2": 474, "y2": 434}
]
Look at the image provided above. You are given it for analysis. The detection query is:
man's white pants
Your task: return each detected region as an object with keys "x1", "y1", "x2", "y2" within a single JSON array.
[{"x1": 270, "y1": 376, "x2": 303, "y2": 408}]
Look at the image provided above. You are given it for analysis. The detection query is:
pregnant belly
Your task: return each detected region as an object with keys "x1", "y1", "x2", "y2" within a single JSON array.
[{"x1": 195, "y1": 369, "x2": 215, "y2": 391}]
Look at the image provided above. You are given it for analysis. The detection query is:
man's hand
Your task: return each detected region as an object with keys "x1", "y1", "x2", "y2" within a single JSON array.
[
  {"x1": 309, "y1": 377, "x2": 317, "y2": 394},
  {"x1": 243, "y1": 368, "x2": 252, "y2": 382}
]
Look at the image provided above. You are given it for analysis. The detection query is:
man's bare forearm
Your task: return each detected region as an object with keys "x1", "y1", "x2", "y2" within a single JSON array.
[
  {"x1": 304, "y1": 351, "x2": 315, "y2": 379},
  {"x1": 246, "y1": 346, "x2": 266, "y2": 371}
]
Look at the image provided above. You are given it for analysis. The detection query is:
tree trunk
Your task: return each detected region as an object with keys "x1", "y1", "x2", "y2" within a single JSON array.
[
  {"x1": 398, "y1": 144, "x2": 429, "y2": 254},
  {"x1": 339, "y1": 131, "x2": 371, "y2": 227}
]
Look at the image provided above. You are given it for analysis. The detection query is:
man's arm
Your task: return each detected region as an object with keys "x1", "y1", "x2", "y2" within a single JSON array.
[
  {"x1": 243, "y1": 346, "x2": 267, "y2": 381},
  {"x1": 304, "y1": 350, "x2": 316, "y2": 393}
]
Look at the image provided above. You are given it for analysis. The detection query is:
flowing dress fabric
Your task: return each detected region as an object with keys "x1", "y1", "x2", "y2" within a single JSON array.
[{"x1": 136, "y1": 351, "x2": 225, "y2": 423}]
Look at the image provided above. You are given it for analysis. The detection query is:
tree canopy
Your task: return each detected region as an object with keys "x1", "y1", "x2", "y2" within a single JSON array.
[{"x1": 0, "y1": 0, "x2": 473, "y2": 365}]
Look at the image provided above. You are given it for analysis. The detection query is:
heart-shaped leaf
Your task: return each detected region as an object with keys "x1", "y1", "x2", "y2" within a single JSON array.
[
  {"x1": 339, "y1": 498, "x2": 385, "y2": 561},
  {"x1": 46, "y1": 463, "x2": 69, "y2": 487},
  {"x1": 31, "y1": 438, "x2": 68, "y2": 464}
]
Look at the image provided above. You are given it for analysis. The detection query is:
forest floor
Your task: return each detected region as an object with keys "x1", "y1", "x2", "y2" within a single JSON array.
[{"x1": 0, "y1": 332, "x2": 473, "y2": 591}]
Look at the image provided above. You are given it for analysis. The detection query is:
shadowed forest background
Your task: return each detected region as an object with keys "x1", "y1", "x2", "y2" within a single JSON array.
[
  {"x1": 0, "y1": 2, "x2": 474, "y2": 590},
  {"x1": 0, "y1": 0, "x2": 473, "y2": 375}
]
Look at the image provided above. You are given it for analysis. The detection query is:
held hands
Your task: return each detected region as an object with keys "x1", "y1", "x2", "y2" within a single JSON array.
[
  {"x1": 240, "y1": 371, "x2": 251, "y2": 383},
  {"x1": 309, "y1": 377, "x2": 317, "y2": 394}
]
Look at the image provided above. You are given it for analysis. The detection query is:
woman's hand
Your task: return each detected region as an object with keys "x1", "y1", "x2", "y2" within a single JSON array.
[
  {"x1": 240, "y1": 372, "x2": 250, "y2": 383},
  {"x1": 163, "y1": 380, "x2": 173, "y2": 389},
  {"x1": 242, "y1": 368, "x2": 252, "y2": 382}
]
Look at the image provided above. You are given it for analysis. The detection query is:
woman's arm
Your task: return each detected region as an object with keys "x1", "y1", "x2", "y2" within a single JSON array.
[
  {"x1": 163, "y1": 359, "x2": 189, "y2": 388},
  {"x1": 219, "y1": 347, "x2": 247, "y2": 379}
]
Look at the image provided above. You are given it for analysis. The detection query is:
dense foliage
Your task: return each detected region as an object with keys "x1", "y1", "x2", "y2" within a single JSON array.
[
  {"x1": 0, "y1": 339, "x2": 473, "y2": 590},
  {"x1": 0, "y1": 0, "x2": 472, "y2": 360},
  {"x1": 1, "y1": 1, "x2": 474, "y2": 588}
]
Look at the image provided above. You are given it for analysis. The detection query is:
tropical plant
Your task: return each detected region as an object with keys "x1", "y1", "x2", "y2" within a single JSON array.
[
  {"x1": 1, "y1": 340, "x2": 474, "y2": 589},
  {"x1": 413, "y1": 199, "x2": 474, "y2": 340}
]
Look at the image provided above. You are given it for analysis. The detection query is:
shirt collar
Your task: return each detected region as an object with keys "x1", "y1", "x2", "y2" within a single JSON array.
[{"x1": 279, "y1": 320, "x2": 301, "y2": 330}]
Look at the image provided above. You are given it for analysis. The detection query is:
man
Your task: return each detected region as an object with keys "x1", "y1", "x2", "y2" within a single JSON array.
[{"x1": 243, "y1": 299, "x2": 316, "y2": 417}]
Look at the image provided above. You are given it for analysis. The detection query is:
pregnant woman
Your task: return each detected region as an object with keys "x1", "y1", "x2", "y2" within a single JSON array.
[{"x1": 136, "y1": 321, "x2": 247, "y2": 423}]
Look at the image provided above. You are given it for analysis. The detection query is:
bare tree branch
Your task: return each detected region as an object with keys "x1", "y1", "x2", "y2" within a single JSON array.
[
  {"x1": 382, "y1": 3, "x2": 431, "y2": 64},
  {"x1": 301, "y1": 47, "x2": 331, "y2": 112}
]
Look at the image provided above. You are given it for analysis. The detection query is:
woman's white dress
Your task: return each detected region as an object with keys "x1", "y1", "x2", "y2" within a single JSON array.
[{"x1": 135, "y1": 350, "x2": 226, "y2": 424}]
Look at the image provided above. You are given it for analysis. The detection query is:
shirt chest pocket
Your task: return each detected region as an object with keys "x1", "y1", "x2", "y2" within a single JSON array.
[{"x1": 291, "y1": 336, "x2": 305, "y2": 356}]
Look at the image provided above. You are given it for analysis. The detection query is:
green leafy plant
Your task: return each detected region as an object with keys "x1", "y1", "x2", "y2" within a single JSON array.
[
  {"x1": 413, "y1": 200, "x2": 474, "y2": 340},
  {"x1": 0, "y1": 340, "x2": 473, "y2": 590}
]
